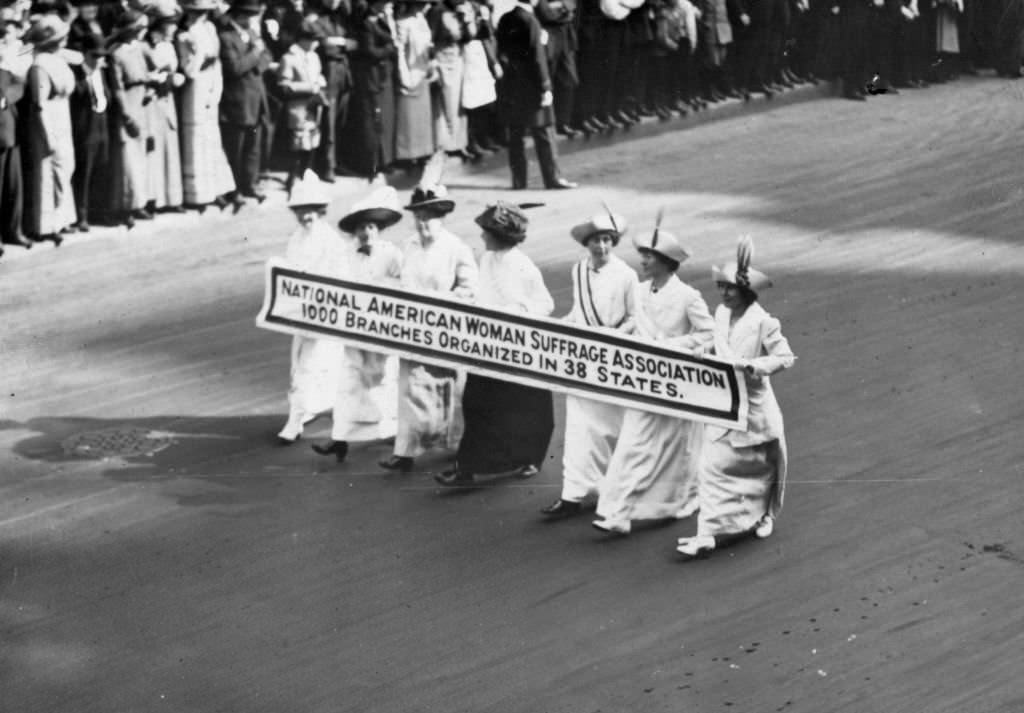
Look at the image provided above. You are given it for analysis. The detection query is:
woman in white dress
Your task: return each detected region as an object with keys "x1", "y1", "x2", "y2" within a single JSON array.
[
  {"x1": 394, "y1": 0, "x2": 437, "y2": 163},
  {"x1": 277, "y1": 172, "x2": 347, "y2": 444},
  {"x1": 592, "y1": 223, "x2": 714, "y2": 535},
  {"x1": 143, "y1": 11, "x2": 184, "y2": 212},
  {"x1": 676, "y1": 236, "x2": 795, "y2": 558},
  {"x1": 435, "y1": 201, "x2": 555, "y2": 486},
  {"x1": 540, "y1": 210, "x2": 639, "y2": 519},
  {"x1": 311, "y1": 186, "x2": 405, "y2": 461},
  {"x1": 378, "y1": 180, "x2": 477, "y2": 472},
  {"x1": 175, "y1": 0, "x2": 235, "y2": 211}
]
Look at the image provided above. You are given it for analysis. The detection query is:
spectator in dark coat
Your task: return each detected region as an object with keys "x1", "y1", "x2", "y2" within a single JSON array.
[
  {"x1": 535, "y1": 0, "x2": 579, "y2": 137},
  {"x1": 219, "y1": 0, "x2": 272, "y2": 204},
  {"x1": 344, "y1": 0, "x2": 397, "y2": 181},
  {"x1": 310, "y1": 0, "x2": 355, "y2": 180},
  {"x1": 68, "y1": 29, "x2": 111, "y2": 231},
  {"x1": 495, "y1": 0, "x2": 577, "y2": 190},
  {"x1": 0, "y1": 63, "x2": 28, "y2": 252}
]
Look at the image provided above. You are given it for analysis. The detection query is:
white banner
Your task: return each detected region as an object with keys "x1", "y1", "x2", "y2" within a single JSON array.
[{"x1": 256, "y1": 260, "x2": 748, "y2": 430}]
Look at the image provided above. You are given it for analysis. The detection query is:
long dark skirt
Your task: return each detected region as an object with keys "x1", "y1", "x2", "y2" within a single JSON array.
[{"x1": 455, "y1": 374, "x2": 554, "y2": 474}]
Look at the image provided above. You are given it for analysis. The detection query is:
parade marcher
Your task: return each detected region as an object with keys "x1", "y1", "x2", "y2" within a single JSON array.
[
  {"x1": 67, "y1": 29, "x2": 110, "y2": 232},
  {"x1": 345, "y1": 0, "x2": 398, "y2": 181},
  {"x1": 677, "y1": 236, "x2": 795, "y2": 558},
  {"x1": 276, "y1": 17, "x2": 327, "y2": 192},
  {"x1": 108, "y1": 10, "x2": 153, "y2": 227},
  {"x1": 381, "y1": 168, "x2": 476, "y2": 471},
  {"x1": 20, "y1": 14, "x2": 76, "y2": 244},
  {"x1": 393, "y1": 0, "x2": 437, "y2": 164},
  {"x1": 435, "y1": 201, "x2": 555, "y2": 486},
  {"x1": 143, "y1": 7, "x2": 185, "y2": 213},
  {"x1": 278, "y1": 170, "x2": 346, "y2": 443},
  {"x1": 592, "y1": 219, "x2": 714, "y2": 535},
  {"x1": 176, "y1": 0, "x2": 236, "y2": 211},
  {"x1": 311, "y1": 184, "x2": 405, "y2": 460},
  {"x1": 540, "y1": 209, "x2": 639, "y2": 519},
  {"x1": 219, "y1": 0, "x2": 273, "y2": 206},
  {"x1": 494, "y1": 0, "x2": 577, "y2": 189},
  {"x1": 0, "y1": 8, "x2": 30, "y2": 252}
]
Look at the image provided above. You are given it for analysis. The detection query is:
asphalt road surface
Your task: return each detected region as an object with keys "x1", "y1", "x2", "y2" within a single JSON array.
[{"x1": 3, "y1": 79, "x2": 1023, "y2": 713}]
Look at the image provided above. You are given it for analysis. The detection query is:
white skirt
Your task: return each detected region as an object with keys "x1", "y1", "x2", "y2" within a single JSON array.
[{"x1": 697, "y1": 437, "x2": 785, "y2": 537}]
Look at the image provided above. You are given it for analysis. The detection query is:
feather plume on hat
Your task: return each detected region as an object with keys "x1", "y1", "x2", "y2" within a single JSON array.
[
  {"x1": 571, "y1": 201, "x2": 627, "y2": 245},
  {"x1": 631, "y1": 208, "x2": 690, "y2": 268},
  {"x1": 405, "y1": 152, "x2": 455, "y2": 213},
  {"x1": 711, "y1": 235, "x2": 773, "y2": 291}
]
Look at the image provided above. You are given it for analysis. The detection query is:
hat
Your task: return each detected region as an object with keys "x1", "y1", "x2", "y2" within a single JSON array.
[
  {"x1": 22, "y1": 15, "x2": 69, "y2": 47},
  {"x1": 633, "y1": 223, "x2": 691, "y2": 268},
  {"x1": 571, "y1": 210, "x2": 627, "y2": 245},
  {"x1": 72, "y1": 30, "x2": 109, "y2": 55},
  {"x1": 145, "y1": 0, "x2": 182, "y2": 19},
  {"x1": 111, "y1": 9, "x2": 150, "y2": 35},
  {"x1": 181, "y1": 0, "x2": 219, "y2": 10},
  {"x1": 337, "y1": 185, "x2": 403, "y2": 234},
  {"x1": 475, "y1": 201, "x2": 541, "y2": 245},
  {"x1": 296, "y1": 17, "x2": 319, "y2": 39},
  {"x1": 405, "y1": 184, "x2": 455, "y2": 214},
  {"x1": 711, "y1": 235, "x2": 772, "y2": 291},
  {"x1": 288, "y1": 169, "x2": 330, "y2": 209},
  {"x1": 229, "y1": 0, "x2": 263, "y2": 14}
]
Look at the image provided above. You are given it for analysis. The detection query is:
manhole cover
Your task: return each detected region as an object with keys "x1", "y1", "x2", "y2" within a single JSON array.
[{"x1": 61, "y1": 427, "x2": 176, "y2": 458}]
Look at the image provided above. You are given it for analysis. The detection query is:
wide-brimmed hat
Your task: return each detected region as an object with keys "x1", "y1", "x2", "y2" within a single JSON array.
[
  {"x1": 633, "y1": 225, "x2": 691, "y2": 268},
  {"x1": 711, "y1": 235, "x2": 772, "y2": 291},
  {"x1": 23, "y1": 16, "x2": 70, "y2": 47},
  {"x1": 571, "y1": 210, "x2": 627, "y2": 245},
  {"x1": 229, "y1": 0, "x2": 263, "y2": 14},
  {"x1": 337, "y1": 186, "x2": 403, "y2": 234},
  {"x1": 475, "y1": 201, "x2": 543, "y2": 245},
  {"x1": 181, "y1": 0, "x2": 219, "y2": 11},
  {"x1": 405, "y1": 183, "x2": 455, "y2": 214},
  {"x1": 288, "y1": 170, "x2": 330, "y2": 209}
]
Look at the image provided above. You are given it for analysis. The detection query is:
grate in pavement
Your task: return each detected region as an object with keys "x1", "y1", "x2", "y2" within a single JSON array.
[{"x1": 61, "y1": 427, "x2": 176, "y2": 459}]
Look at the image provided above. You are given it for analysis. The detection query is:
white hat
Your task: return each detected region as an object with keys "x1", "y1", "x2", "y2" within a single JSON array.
[
  {"x1": 633, "y1": 227, "x2": 691, "y2": 267},
  {"x1": 711, "y1": 235, "x2": 772, "y2": 291},
  {"x1": 337, "y1": 185, "x2": 403, "y2": 234},
  {"x1": 287, "y1": 170, "x2": 329, "y2": 209},
  {"x1": 571, "y1": 211, "x2": 627, "y2": 244}
]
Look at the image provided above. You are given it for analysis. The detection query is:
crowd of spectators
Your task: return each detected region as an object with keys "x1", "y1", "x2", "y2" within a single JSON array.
[{"x1": 1, "y1": 0, "x2": 1022, "y2": 257}]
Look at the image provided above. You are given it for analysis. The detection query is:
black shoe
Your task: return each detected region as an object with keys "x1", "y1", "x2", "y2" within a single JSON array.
[
  {"x1": 589, "y1": 116, "x2": 612, "y2": 132},
  {"x1": 47, "y1": 233, "x2": 64, "y2": 246},
  {"x1": 311, "y1": 440, "x2": 349, "y2": 462},
  {"x1": 655, "y1": 104, "x2": 673, "y2": 120},
  {"x1": 435, "y1": 469, "x2": 475, "y2": 487},
  {"x1": 556, "y1": 123, "x2": 580, "y2": 139},
  {"x1": 5, "y1": 234, "x2": 33, "y2": 249},
  {"x1": 231, "y1": 194, "x2": 247, "y2": 214},
  {"x1": 213, "y1": 194, "x2": 230, "y2": 211},
  {"x1": 242, "y1": 190, "x2": 267, "y2": 204},
  {"x1": 545, "y1": 178, "x2": 578, "y2": 190},
  {"x1": 379, "y1": 455, "x2": 414, "y2": 472},
  {"x1": 611, "y1": 110, "x2": 637, "y2": 126},
  {"x1": 540, "y1": 498, "x2": 585, "y2": 519}
]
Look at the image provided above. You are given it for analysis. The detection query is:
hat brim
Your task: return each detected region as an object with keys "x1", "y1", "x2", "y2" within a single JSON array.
[
  {"x1": 338, "y1": 207, "x2": 402, "y2": 234},
  {"x1": 711, "y1": 263, "x2": 772, "y2": 290},
  {"x1": 571, "y1": 223, "x2": 620, "y2": 245},
  {"x1": 28, "y1": 26, "x2": 71, "y2": 46},
  {"x1": 404, "y1": 198, "x2": 455, "y2": 214}
]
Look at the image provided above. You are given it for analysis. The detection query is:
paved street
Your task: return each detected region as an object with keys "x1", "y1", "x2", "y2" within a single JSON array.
[{"x1": 2, "y1": 78, "x2": 1023, "y2": 713}]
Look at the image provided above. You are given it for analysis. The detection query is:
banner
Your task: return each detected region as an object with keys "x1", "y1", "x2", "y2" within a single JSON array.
[{"x1": 256, "y1": 261, "x2": 748, "y2": 430}]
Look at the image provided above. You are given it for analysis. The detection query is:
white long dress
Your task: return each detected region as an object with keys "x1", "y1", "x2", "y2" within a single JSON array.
[
  {"x1": 282, "y1": 220, "x2": 347, "y2": 429},
  {"x1": 595, "y1": 275, "x2": 714, "y2": 527},
  {"x1": 393, "y1": 228, "x2": 477, "y2": 458},
  {"x1": 560, "y1": 254, "x2": 638, "y2": 503},
  {"x1": 697, "y1": 301, "x2": 795, "y2": 537},
  {"x1": 330, "y1": 239, "x2": 404, "y2": 442}
]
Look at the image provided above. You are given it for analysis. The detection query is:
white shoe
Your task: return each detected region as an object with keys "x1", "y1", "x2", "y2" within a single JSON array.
[
  {"x1": 592, "y1": 518, "x2": 631, "y2": 535},
  {"x1": 674, "y1": 500, "x2": 700, "y2": 520},
  {"x1": 676, "y1": 535, "x2": 715, "y2": 557},
  {"x1": 754, "y1": 515, "x2": 774, "y2": 539},
  {"x1": 277, "y1": 412, "x2": 317, "y2": 442}
]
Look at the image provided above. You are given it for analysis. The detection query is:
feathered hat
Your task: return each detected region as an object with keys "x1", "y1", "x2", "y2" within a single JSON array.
[
  {"x1": 287, "y1": 169, "x2": 330, "y2": 209},
  {"x1": 632, "y1": 208, "x2": 691, "y2": 267},
  {"x1": 337, "y1": 185, "x2": 403, "y2": 234},
  {"x1": 475, "y1": 201, "x2": 543, "y2": 245},
  {"x1": 405, "y1": 152, "x2": 455, "y2": 214},
  {"x1": 711, "y1": 235, "x2": 772, "y2": 291},
  {"x1": 571, "y1": 202, "x2": 627, "y2": 245}
]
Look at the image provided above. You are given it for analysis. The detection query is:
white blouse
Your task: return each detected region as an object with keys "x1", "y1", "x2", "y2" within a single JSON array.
[
  {"x1": 401, "y1": 228, "x2": 478, "y2": 299},
  {"x1": 343, "y1": 239, "x2": 403, "y2": 287},
  {"x1": 476, "y1": 247, "x2": 554, "y2": 316},
  {"x1": 634, "y1": 274, "x2": 714, "y2": 352},
  {"x1": 565, "y1": 253, "x2": 638, "y2": 332}
]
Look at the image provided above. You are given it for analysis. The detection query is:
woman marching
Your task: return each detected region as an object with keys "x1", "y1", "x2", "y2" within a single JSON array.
[
  {"x1": 540, "y1": 208, "x2": 639, "y2": 520},
  {"x1": 435, "y1": 201, "x2": 555, "y2": 487},
  {"x1": 378, "y1": 166, "x2": 477, "y2": 472},
  {"x1": 676, "y1": 236, "x2": 795, "y2": 558},
  {"x1": 311, "y1": 185, "x2": 405, "y2": 462},
  {"x1": 591, "y1": 216, "x2": 714, "y2": 536},
  {"x1": 277, "y1": 171, "x2": 346, "y2": 444}
]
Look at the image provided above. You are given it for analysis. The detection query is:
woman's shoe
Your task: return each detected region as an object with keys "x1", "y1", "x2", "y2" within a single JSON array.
[
  {"x1": 592, "y1": 518, "x2": 630, "y2": 536},
  {"x1": 434, "y1": 469, "x2": 475, "y2": 487},
  {"x1": 754, "y1": 515, "x2": 774, "y2": 539},
  {"x1": 378, "y1": 455, "x2": 414, "y2": 472},
  {"x1": 513, "y1": 464, "x2": 539, "y2": 479},
  {"x1": 212, "y1": 195, "x2": 229, "y2": 211},
  {"x1": 676, "y1": 535, "x2": 716, "y2": 557},
  {"x1": 311, "y1": 440, "x2": 349, "y2": 462}
]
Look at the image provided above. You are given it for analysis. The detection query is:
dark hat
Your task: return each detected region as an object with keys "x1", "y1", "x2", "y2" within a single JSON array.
[
  {"x1": 229, "y1": 0, "x2": 263, "y2": 14},
  {"x1": 337, "y1": 186, "x2": 403, "y2": 234},
  {"x1": 73, "y1": 30, "x2": 109, "y2": 55},
  {"x1": 296, "y1": 18, "x2": 319, "y2": 39},
  {"x1": 475, "y1": 201, "x2": 542, "y2": 245},
  {"x1": 112, "y1": 9, "x2": 150, "y2": 32},
  {"x1": 22, "y1": 15, "x2": 70, "y2": 47},
  {"x1": 404, "y1": 184, "x2": 454, "y2": 214}
]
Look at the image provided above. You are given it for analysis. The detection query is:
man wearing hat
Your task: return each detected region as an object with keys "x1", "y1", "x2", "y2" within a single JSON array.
[
  {"x1": 494, "y1": 0, "x2": 578, "y2": 190},
  {"x1": 591, "y1": 217, "x2": 714, "y2": 535},
  {"x1": 540, "y1": 209, "x2": 639, "y2": 519},
  {"x1": 67, "y1": 28, "x2": 110, "y2": 231},
  {"x1": 278, "y1": 170, "x2": 347, "y2": 444},
  {"x1": 219, "y1": 0, "x2": 272, "y2": 205},
  {"x1": 677, "y1": 236, "x2": 795, "y2": 558},
  {"x1": 311, "y1": 184, "x2": 404, "y2": 461},
  {"x1": 0, "y1": 5, "x2": 29, "y2": 253}
]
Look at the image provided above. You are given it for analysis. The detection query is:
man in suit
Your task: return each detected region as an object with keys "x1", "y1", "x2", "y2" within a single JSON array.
[
  {"x1": 535, "y1": 0, "x2": 579, "y2": 138},
  {"x1": 0, "y1": 6, "x2": 29, "y2": 253},
  {"x1": 496, "y1": 0, "x2": 577, "y2": 190},
  {"x1": 219, "y1": 0, "x2": 272, "y2": 204},
  {"x1": 68, "y1": 30, "x2": 110, "y2": 231},
  {"x1": 311, "y1": 0, "x2": 354, "y2": 181}
]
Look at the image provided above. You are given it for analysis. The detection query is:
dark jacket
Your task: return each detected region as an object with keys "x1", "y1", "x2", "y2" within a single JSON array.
[
  {"x1": 69, "y1": 63, "x2": 110, "y2": 147},
  {"x1": 350, "y1": 10, "x2": 397, "y2": 96},
  {"x1": 0, "y1": 68, "x2": 23, "y2": 149},
  {"x1": 219, "y1": 21, "x2": 272, "y2": 125},
  {"x1": 496, "y1": 4, "x2": 554, "y2": 127}
]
